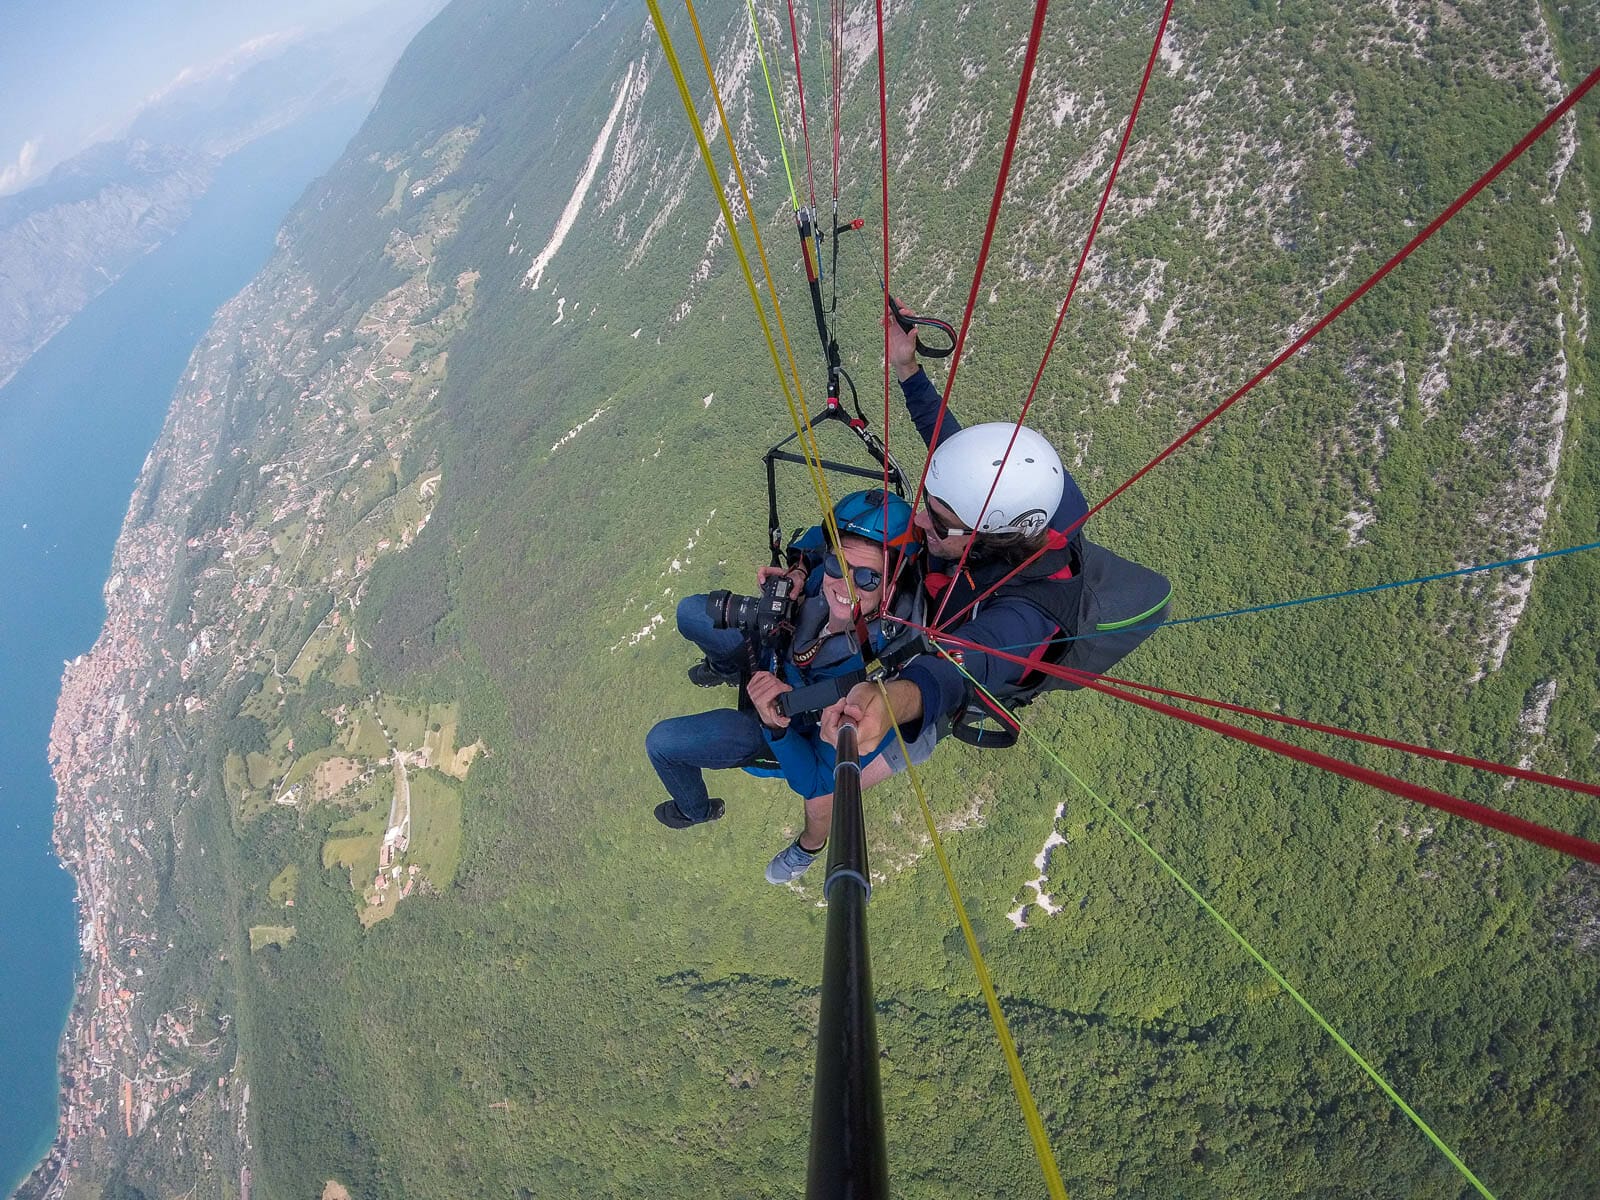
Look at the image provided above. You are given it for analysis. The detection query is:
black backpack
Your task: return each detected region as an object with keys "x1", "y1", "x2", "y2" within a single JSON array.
[{"x1": 952, "y1": 539, "x2": 1171, "y2": 748}]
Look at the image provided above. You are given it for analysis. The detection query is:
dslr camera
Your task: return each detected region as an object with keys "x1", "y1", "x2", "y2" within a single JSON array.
[{"x1": 706, "y1": 572, "x2": 799, "y2": 667}]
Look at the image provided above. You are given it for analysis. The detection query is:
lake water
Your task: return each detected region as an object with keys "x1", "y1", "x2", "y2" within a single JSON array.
[{"x1": 0, "y1": 101, "x2": 369, "y2": 1196}]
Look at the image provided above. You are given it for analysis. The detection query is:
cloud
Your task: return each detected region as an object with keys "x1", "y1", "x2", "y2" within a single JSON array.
[
  {"x1": 0, "y1": 139, "x2": 42, "y2": 195},
  {"x1": 139, "y1": 29, "x2": 304, "y2": 110}
]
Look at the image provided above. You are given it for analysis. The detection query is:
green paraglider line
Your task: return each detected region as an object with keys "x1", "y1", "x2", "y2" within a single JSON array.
[
  {"x1": 943, "y1": 651, "x2": 1500, "y2": 1200},
  {"x1": 655, "y1": 3, "x2": 1591, "y2": 1196},
  {"x1": 985, "y1": 539, "x2": 1600, "y2": 653},
  {"x1": 744, "y1": 0, "x2": 801, "y2": 210}
]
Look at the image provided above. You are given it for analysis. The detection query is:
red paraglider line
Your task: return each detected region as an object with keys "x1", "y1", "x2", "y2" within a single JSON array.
[
  {"x1": 905, "y1": 0, "x2": 1052, "y2": 514},
  {"x1": 1084, "y1": 61, "x2": 1600, "y2": 525},
  {"x1": 875, "y1": 0, "x2": 894, "y2": 524},
  {"x1": 783, "y1": 0, "x2": 819, "y2": 212},
  {"x1": 933, "y1": 0, "x2": 1175, "y2": 629},
  {"x1": 932, "y1": 61, "x2": 1600, "y2": 633},
  {"x1": 922, "y1": 625, "x2": 1600, "y2": 867}
]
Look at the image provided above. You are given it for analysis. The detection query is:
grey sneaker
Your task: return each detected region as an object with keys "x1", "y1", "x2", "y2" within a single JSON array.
[{"x1": 765, "y1": 838, "x2": 823, "y2": 885}]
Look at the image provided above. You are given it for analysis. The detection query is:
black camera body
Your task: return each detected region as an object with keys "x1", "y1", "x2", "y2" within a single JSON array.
[{"x1": 706, "y1": 574, "x2": 799, "y2": 670}]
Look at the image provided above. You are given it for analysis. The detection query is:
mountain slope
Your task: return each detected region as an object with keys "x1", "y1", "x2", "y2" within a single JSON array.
[{"x1": 36, "y1": 1, "x2": 1600, "y2": 1197}]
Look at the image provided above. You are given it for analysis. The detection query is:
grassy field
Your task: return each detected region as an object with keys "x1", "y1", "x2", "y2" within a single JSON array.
[
  {"x1": 407, "y1": 770, "x2": 463, "y2": 889},
  {"x1": 237, "y1": 791, "x2": 274, "y2": 823},
  {"x1": 244, "y1": 751, "x2": 280, "y2": 791},
  {"x1": 248, "y1": 925, "x2": 297, "y2": 952},
  {"x1": 224, "y1": 753, "x2": 249, "y2": 803},
  {"x1": 421, "y1": 702, "x2": 462, "y2": 768},
  {"x1": 377, "y1": 696, "x2": 429, "y2": 748},
  {"x1": 311, "y1": 756, "x2": 368, "y2": 804},
  {"x1": 443, "y1": 740, "x2": 481, "y2": 780},
  {"x1": 268, "y1": 865, "x2": 299, "y2": 907},
  {"x1": 343, "y1": 714, "x2": 390, "y2": 759},
  {"x1": 284, "y1": 746, "x2": 343, "y2": 789},
  {"x1": 358, "y1": 889, "x2": 400, "y2": 928},
  {"x1": 290, "y1": 625, "x2": 342, "y2": 684},
  {"x1": 330, "y1": 652, "x2": 361, "y2": 687},
  {"x1": 321, "y1": 799, "x2": 388, "y2": 891},
  {"x1": 238, "y1": 677, "x2": 279, "y2": 722},
  {"x1": 226, "y1": 751, "x2": 275, "y2": 822}
]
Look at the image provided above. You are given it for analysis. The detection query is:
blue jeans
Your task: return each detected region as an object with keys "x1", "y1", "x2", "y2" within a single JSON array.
[
  {"x1": 644, "y1": 595, "x2": 764, "y2": 819},
  {"x1": 645, "y1": 708, "x2": 768, "y2": 819},
  {"x1": 676, "y1": 594, "x2": 748, "y2": 675}
]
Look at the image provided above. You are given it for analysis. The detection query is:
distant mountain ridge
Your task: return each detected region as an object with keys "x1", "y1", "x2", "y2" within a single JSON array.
[
  {"x1": 0, "y1": 0, "x2": 446, "y2": 395},
  {"x1": 0, "y1": 141, "x2": 215, "y2": 391},
  {"x1": 0, "y1": 140, "x2": 211, "y2": 225}
]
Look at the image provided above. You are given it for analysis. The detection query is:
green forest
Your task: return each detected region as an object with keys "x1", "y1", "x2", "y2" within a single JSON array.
[{"x1": 74, "y1": 0, "x2": 1600, "y2": 1197}]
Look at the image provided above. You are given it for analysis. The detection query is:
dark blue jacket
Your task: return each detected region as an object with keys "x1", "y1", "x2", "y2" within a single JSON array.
[{"x1": 897, "y1": 368, "x2": 1091, "y2": 724}]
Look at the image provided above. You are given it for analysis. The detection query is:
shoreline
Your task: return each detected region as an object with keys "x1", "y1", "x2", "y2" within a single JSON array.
[
  {"x1": 12, "y1": 269, "x2": 251, "y2": 1193},
  {"x1": 8, "y1": 100, "x2": 386, "y2": 1199},
  {"x1": 14, "y1": 355, "x2": 230, "y2": 1200},
  {"x1": 3, "y1": 847, "x2": 82, "y2": 1198}
]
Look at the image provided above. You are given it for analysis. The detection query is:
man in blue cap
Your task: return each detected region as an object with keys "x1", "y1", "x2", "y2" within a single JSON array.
[{"x1": 646, "y1": 489, "x2": 938, "y2": 884}]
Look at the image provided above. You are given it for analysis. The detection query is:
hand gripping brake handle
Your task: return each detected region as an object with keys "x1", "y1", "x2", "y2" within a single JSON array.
[{"x1": 886, "y1": 294, "x2": 956, "y2": 359}]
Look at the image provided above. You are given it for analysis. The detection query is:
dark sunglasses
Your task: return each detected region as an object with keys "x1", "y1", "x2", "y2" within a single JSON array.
[
  {"x1": 925, "y1": 499, "x2": 973, "y2": 539},
  {"x1": 823, "y1": 552, "x2": 883, "y2": 591}
]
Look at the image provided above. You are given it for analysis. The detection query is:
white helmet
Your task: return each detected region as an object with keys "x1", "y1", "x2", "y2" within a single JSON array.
[{"x1": 925, "y1": 422, "x2": 1064, "y2": 537}]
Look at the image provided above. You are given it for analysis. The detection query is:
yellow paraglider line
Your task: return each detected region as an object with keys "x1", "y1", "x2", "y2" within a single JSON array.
[
  {"x1": 931, "y1": 646, "x2": 1497, "y2": 1200},
  {"x1": 650, "y1": 0, "x2": 862, "y2": 605},
  {"x1": 873, "y1": 679, "x2": 1071, "y2": 1200}
]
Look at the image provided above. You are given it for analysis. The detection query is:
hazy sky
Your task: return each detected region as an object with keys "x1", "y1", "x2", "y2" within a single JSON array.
[{"x1": 0, "y1": 0, "x2": 396, "y2": 193}]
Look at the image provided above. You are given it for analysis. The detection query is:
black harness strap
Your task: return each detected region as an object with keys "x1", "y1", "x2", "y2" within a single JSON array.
[{"x1": 796, "y1": 206, "x2": 834, "y2": 370}]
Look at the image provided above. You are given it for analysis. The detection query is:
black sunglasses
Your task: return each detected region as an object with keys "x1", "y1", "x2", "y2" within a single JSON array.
[
  {"x1": 925, "y1": 499, "x2": 973, "y2": 539},
  {"x1": 823, "y1": 552, "x2": 883, "y2": 591}
]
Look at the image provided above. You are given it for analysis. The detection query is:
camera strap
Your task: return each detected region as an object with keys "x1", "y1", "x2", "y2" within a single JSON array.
[
  {"x1": 779, "y1": 672, "x2": 861, "y2": 719},
  {"x1": 776, "y1": 620, "x2": 928, "y2": 719}
]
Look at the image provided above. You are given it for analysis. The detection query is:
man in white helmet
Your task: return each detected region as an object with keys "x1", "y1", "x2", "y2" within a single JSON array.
[{"x1": 823, "y1": 310, "x2": 1170, "y2": 754}]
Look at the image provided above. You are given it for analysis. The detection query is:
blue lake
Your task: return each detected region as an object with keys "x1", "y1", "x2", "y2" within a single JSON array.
[{"x1": 0, "y1": 101, "x2": 368, "y2": 1196}]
